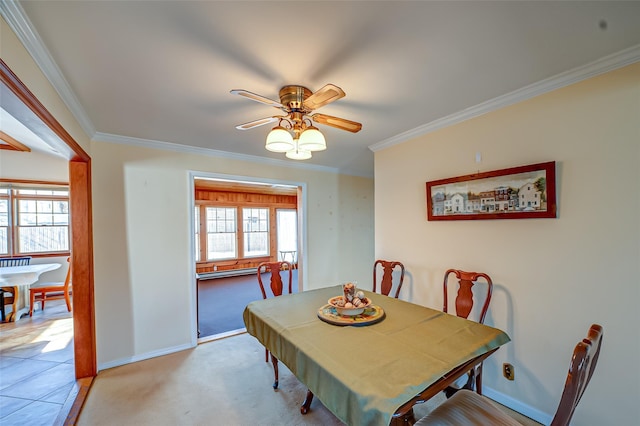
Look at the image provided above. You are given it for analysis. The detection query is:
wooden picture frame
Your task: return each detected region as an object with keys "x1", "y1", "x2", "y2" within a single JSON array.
[{"x1": 426, "y1": 161, "x2": 556, "y2": 221}]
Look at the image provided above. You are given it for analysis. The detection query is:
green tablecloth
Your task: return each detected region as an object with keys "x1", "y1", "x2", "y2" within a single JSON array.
[{"x1": 243, "y1": 285, "x2": 510, "y2": 426}]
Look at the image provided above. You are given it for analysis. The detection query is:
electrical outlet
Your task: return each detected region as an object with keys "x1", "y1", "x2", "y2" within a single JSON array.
[
  {"x1": 503, "y1": 363, "x2": 514, "y2": 380},
  {"x1": 213, "y1": 265, "x2": 218, "y2": 271}
]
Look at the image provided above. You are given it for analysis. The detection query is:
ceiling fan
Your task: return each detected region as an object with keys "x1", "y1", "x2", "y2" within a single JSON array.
[{"x1": 230, "y1": 84, "x2": 362, "y2": 160}]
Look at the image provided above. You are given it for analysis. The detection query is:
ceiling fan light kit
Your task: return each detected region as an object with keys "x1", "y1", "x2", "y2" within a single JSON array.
[
  {"x1": 298, "y1": 125, "x2": 326, "y2": 152},
  {"x1": 265, "y1": 125, "x2": 294, "y2": 152},
  {"x1": 232, "y1": 83, "x2": 362, "y2": 160},
  {"x1": 285, "y1": 140, "x2": 312, "y2": 160}
]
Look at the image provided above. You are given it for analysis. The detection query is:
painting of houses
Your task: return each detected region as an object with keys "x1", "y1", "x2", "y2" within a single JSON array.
[{"x1": 426, "y1": 161, "x2": 556, "y2": 220}]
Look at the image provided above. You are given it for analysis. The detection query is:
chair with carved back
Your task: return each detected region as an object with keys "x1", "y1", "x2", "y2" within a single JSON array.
[
  {"x1": 373, "y1": 259, "x2": 405, "y2": 298},
  {"x1": 29, "y1": 257, "x2": 72, "y2": 316},
  {"x1": 442, "y1": 269, "x2": 493, "y2": 396},
  {"x1": 256, "y1": 260, "x2": 293, "y2": 389},
  {"x1": 1, "y1": 256, "x2": 32, "y2": 322},
  {"x1": 415, "y1": 324, "x2": 604, "y2": 426}
]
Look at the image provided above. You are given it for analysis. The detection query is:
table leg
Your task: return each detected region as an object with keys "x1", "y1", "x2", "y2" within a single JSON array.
[
  {"x1": 15, "y1": 285, "x2": 30, "y2": 321},
  {"x1": 5, "y1": 286, "x2": 29, "y2": 323},
  {"x1": 300, "y1": 389, "x2": 313, "y2": 414}
]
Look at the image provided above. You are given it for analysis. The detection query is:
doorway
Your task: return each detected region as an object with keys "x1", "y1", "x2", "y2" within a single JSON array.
[
  {"x1": 1, "y1": 60, "x2": 96, "y2": 380},
  {"x1": 191, "y1": 173, "x2": 305, "y2": 342}
]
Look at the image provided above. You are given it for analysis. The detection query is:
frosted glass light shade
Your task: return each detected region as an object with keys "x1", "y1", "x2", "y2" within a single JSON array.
[
  {"x1": 286, "y1": 139, "x2": 312, "y2": 160},
  {"x1": 285, "y1": 149, "x2": 312, "y2": 160},
  {"x1": 265, "y1": 126, "x2": 294, "y2": 152},
  {"x1": 298, "y1": 126, "x2": 326, "y2": 151}
]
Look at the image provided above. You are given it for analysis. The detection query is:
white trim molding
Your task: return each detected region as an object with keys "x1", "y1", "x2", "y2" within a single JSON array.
[
  {"x1": 98, "y1": 342, "x2": 194, "y2": 372},
  {"x1": 483, "y1": 386, "x2": 553, "y2": 426}
]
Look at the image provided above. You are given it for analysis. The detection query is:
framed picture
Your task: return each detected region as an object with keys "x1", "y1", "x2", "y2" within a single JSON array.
[{"x1": 426, "y1": 161, "x2": 556, "y2": 221}]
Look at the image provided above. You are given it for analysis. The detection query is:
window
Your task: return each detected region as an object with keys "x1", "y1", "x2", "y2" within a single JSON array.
[
  {"x1": 194, "y1": 206, "x2": 200, "y2": 262},
  {"x1": 243, "y1": 208, "x2": 269, "y2": 257},
  {"x1": 0, "y1": 184, "x2": 70, "y2": 256},
  {"x1": 206, "y1": 207, "x2": 237, "y2": 260},
  {"x1": 0, "y1": 189, "x2": 9, "y2": 255},
  {"x1": 193, "y1": 183, "x2": 298, "y2": 266},
  {"x1": 277, "y1": 209, "x2": 297, "y2": 262}
]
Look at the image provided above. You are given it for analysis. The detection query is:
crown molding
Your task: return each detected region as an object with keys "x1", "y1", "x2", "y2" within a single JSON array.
[
  {"x1": 0, "y1": 0, "x2": 96, "y2": 137},
  {"x1": 369, "y1": 44, "x2": 640, "y2": 153},
  {"x1": 93, "y1": 132, "x2": 345, "y2": 174}
]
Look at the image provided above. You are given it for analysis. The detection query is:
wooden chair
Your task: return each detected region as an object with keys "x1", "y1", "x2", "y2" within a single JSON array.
[
  {"x1": 0, "y1": 256, "x2": 32, "y2": 267},
  {"x1": 415, "y1": 324, "x2": 604, "y2": 426},
  {"x1": 29, "y1": 257, "x2": 72, "y2": 316},
  {"x1": 443, "y1": 269, "x2": 493, "y2": 396},
  {"x1": 1, "y1": 256, "x2": 32, "y2": 322},
  {"x1": 373, "y1": 259, "x2": 405, "y2": 298},
  {"x1": 256, "y1": 261, "x2": 293, "y2": 389}
]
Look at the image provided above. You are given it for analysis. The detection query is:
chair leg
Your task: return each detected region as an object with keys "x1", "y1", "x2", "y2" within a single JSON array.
[
  {"x1": 29, "y1": 290, "x2": 35, "y2": 316},
  {"x1": 0, "y1": 291, "x2": 5, "y2": 322},
  {"x1": 65, "y1": 294, "x2": 72, "y2": 312},
  {"x1": 270, "y1": 352, "x2": 279, "y2": 389},
  {"x1": 475, "y1": 363, "x2": 483, "y2": 395},
  {"x1": 301, "y1": 389, "x2": 314, "y2": 414}
]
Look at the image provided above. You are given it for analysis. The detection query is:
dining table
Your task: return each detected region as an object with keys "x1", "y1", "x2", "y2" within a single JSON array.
[
  {"x1": 243, "y1": 285, "x2": 510, "y2": 426},
  {"x1": 0, "y1": 263, "x2": 61, "y2": 322}
]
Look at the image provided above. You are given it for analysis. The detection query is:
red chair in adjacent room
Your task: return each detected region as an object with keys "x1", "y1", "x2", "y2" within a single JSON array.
[
  {"x1": 373, "y1": 259, "x2": 405, "y2": 298},
  {"x1": 29, "y1": 257, "x2": 72, "y2": 316},
  {"x1": 256, "y1": 261, "x2": 293, "y2": 389},
  {"x1": 442, "y1": 269, "x2": 493, "y2": 396}
]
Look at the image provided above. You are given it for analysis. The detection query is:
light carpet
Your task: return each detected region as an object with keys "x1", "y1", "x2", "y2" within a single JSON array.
[{"x1": 77, "y1": 333, "x2": 444, "y2": 425}]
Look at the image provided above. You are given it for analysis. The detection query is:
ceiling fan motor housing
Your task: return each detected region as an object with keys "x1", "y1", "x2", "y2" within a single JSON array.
[
  {"x1": 279, "y1": 85, "x2": 312, "y2": 112},
  {"x1": 232, "y1": 83, "x2": 361, "y2": 134}
]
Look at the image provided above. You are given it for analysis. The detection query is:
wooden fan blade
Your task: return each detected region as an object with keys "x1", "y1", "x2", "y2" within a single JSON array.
[
  {"x1": 231, "y1": 89, "x2": 283, "y2": 108},
  {"x1": 235, "y1": 116, "x2": 280, "y2": 130},
  {"x1": 311, "y1": 113, "x2": 362, "y2": 133},
  {"x1": 303, "y1": 84, "x2": 345, "y2": 110}
]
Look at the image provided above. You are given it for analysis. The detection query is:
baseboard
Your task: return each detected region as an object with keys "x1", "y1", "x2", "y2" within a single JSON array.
[
  {"x1": 197, "y1": 268, "x2": 257, "y2": 280},
  {"x1": 483, "y1": 386, "x2": 552, "y2": 425},
  {"x1": 198, "y1": 328, "x2": 246, "y2": 344},
  {"x1": 97, "y1": 342, "x2": 194, "y2": 371}
]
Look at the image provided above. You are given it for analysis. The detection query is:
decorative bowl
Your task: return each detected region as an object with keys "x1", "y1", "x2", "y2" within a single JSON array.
[{"x1": 328, "y1": 296, "x2": 372, "y2": 316}]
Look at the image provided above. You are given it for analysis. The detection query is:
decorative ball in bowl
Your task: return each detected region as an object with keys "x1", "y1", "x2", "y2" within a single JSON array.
[{"x1": 328, "y1": 295, "x2": 372, "y2": 316}]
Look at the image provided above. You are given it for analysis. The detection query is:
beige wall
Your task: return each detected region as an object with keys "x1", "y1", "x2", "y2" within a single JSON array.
[
  {"x1": 374, "y1": 63, "x2": 640, "y2": 424},
  {"x1": 0, "y1": 149, "x2": 67, "y2": 181},
  {"x1": 90, "y1": 141, "x2": 374, "y2": 368}
]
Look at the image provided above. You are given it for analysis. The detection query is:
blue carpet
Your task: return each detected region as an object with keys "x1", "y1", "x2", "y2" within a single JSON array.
[{"x1": 197, "y1": 270, "x2": 298, "y2": 338}]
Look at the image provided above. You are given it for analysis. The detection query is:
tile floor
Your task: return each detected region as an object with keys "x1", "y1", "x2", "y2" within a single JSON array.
[{"x1": 0, "y1": 300, "x2": 75, "y2": 425}]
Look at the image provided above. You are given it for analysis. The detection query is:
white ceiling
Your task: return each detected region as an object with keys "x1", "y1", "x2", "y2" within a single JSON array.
[{"x1": 2, "y1": 1, "x2": 640, "y2": 177}]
